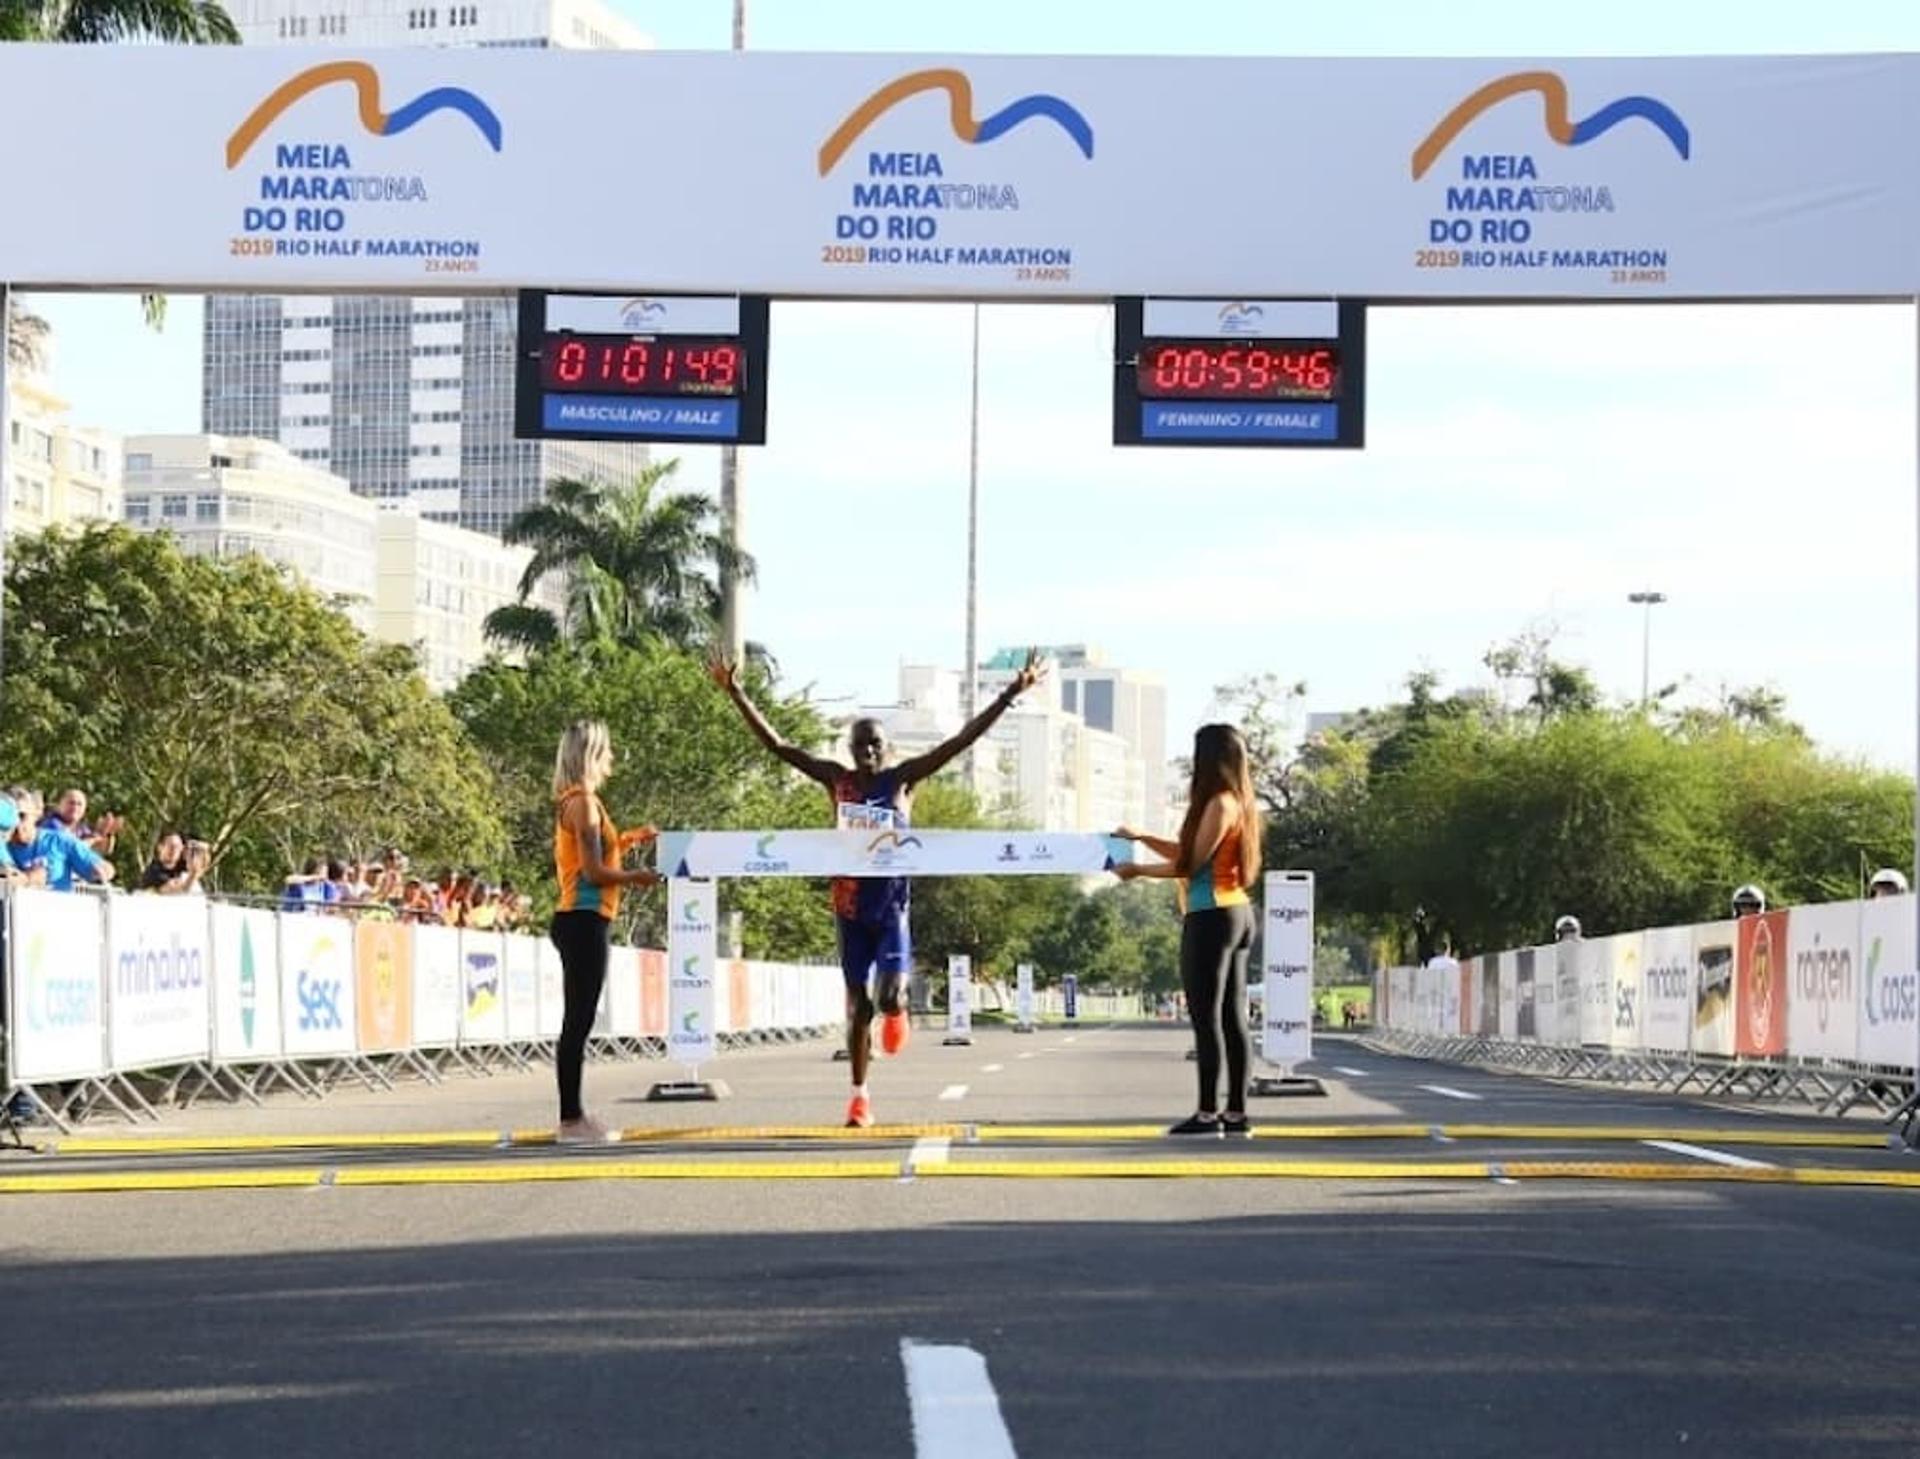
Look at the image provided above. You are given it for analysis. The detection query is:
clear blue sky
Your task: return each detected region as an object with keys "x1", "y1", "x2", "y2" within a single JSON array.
[{"x1": 27, "y1": 1, "x2": 1920, "y2": 770}]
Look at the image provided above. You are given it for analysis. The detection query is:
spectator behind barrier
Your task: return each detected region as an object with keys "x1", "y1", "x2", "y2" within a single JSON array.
[
  {"x1": 1731, "y1": 884, "x2": 1767, "y2": 918},
  {"x1": 8, "y1": 787, "x2": 113, "y2": 891},
  {"x1": 1424, "y1": 933, "x2": 1460, "y2": 974},
  {"x1": 139, "y1": 830, "x2": 209, "y2": 895},
  {"x1": 1868, "y1": 868, "x2": 1910, "y2": 900},
  {"x1": 282, "y1": 857, "x2": 328, "y2": 913},
  {"x1": 1554, "y1": 915, "x2": 1582, "y2": 942},
  {"x1": 50, "y1": 786, "x2": 120, "y2": 859}
]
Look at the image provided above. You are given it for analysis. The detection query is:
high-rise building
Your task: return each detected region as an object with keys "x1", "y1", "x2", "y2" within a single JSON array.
[
  {"x1": 201, "y1": 0, "x2": 652, "y2": 537},
  {"x1": 4, "y1": 368, "x2": 121, "y2": 538}
]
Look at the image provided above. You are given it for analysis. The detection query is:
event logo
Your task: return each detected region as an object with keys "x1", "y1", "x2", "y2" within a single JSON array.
[
  {"x1": 1410, "y1": 70, "x2": 1688, "y2": 284},
  {"x1": 1218, "y1": 303, "x2": 1264, "y2": 334},
  {"x1": 226, "y1": 62, "x2": 503, "y2": 167},
  {"x1": 1748, "y1": 920, "x2": 1776, "y2": 1049},
  {"x1": 818, "y1": 68, "x2": 1094, "y2": 175},
  {"x1": 1411, "y1": 71, "x2": 1689, "y2": 180},
  {"x1": 816, "y1": 68, "x2": 1089, "y2": 280},
  {"x1": 866, "y1": 830, "x2": 925, "y2": 854},
  {"x1": 743, "y1": 833, "x2": 790, "y2": 875},
  {"x1": 224, "y1": 61, "x2": 499, "y2": 268},
  {"x1": 620, "y1": 298, "x2": 667, "y2": 328}
]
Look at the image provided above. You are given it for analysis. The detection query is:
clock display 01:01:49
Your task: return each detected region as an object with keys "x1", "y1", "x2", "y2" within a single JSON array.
[{"x1": 540, "y1": 334, "x2": 744, "y2": 396}]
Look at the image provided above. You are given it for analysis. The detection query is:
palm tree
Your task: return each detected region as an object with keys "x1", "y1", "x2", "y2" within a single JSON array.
[
  {"x1": 484, "y1": 460, "x2": 756, "y2": 655},
  {"x1": 1, "y1": 0, "x2": 239, "y2": 368}
]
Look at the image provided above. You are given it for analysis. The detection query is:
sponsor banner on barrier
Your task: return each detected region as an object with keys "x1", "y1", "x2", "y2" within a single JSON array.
[
  {"x1": 1858, "y1": 894, "x2": 1917, "y2": 1070},
  {"x1": 1516, "y1": 948, "x2": 1538, "y2": 1041},
  {"x1": 1262, "y1": 873, "x2": 1314, "y2": 1065},
  {"x1": 503, "y1": 933, "x2": 539, "y2": 1043},
  {"x1": 354, "y1": 919, "x2": 413, "y2": 1054},
  {"x1": 660, "y1": 829, "x2": 1124, "y2": 880},
  {"x1": 1736, "y1": 910, "x2": 1790, "y2": 1058},
  {"x1": 640, "y1": 949, "x2": 668, "y2": 1038},
  {"x1": 605, "y1": 945, "x2": 642, "y2": 1038},
  {"x1": 1608, "y1": 933, "x2": 1644, "y2": 1053},
  {"x1": 1693, "y1": 920, "x2": 1739, "y2": 1057},
  {"x1": 1497, "y1": 952, "x2": 1518, "y2": 1041},
  {"x1": 7, "y1": 888, "x2": 106, "y2": 1083},
  {"x1": 1786, "y1": 901, "x2": 1860, "y2": 1065},
  {"x1": 1440, "y1": 963, "x2": 1462, "y2": 1036},
  {"x1": 280, "y1": 914, "x2": 356, "y2": 1058},
  {"x1": 537, "y1": 935, "x2": 566, "y2": 1041},
  {"x1": 727, "y1": 960, "x2": 752, "y2": 1034},
  {"x1": 668, "y1": 881, "x2": 718, "y2": 1067},
  {"x1": 1642, "y1": 925, "x2": 1694, "y2": 1055},
  {"x1": 459, "y1": 930, "x2": 506, "y2": 1046},
  {"x1": 105, "y1": 893, "x2": 212, "y2": 1070},
  {"x1": 948, "y1": 954, "x2": 974, "y2": 1039},
  {"x1": 1016, "y1": 962, "x2": 1035, "y2": 1027},
  {"x1": 1577, "y1": 939, "x2": 1611, "y2": 1047},
  {"x1": 1555, "y1": 941, "x2": 1581, "y2": 1044},
  {"x1": 1467, "y1": 956, "x2": 1487, "y2": 1037},
  {"x1": 210, "y1": 903, "x2": 283, "y2": 1063},
  {"x1": 1063, "y1": 972, "x2": 1079, "y2": 1020},
  {"x1": 6, "y1": 50, "x2": 1919, "y2": 300},
  {"x1": 410, "y1": 923, "x2": 462, "y2": 1049}
]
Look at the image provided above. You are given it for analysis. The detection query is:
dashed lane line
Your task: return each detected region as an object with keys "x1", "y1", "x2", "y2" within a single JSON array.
[{"x1": 1642, "y1": 1139, "x2": 1776, "y2": 1170}]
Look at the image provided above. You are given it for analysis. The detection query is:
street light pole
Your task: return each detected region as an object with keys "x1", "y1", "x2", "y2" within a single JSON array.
[
  {"x1": 717, "y1": 0, "x2": 747, "y2": 662},
  {"x1": 963, "y1": 303, "x2": 981, "y2": 784},
  {"x1": 1627, "y1": 590, "x2": 1667, "y2": 710}
]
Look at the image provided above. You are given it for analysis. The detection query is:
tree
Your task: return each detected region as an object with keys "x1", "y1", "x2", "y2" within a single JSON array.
[
  {"x1": 483, "y1": 462, "x2": 754, "y2": 655},
  {"x1": 0, "y1": 524, "x2": 506, "y2": 890},
  {"x1": 0, "y1": 0, "x2": 238, "y2": 365}
]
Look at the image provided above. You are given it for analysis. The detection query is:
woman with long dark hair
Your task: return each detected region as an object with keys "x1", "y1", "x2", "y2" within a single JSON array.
[
  {"x1": 551, "y1": 718, "x2": 660, "y2": 1143},
  {"x1": 1114, "y1": 723, "x2": 1264, "y2": 1136}
]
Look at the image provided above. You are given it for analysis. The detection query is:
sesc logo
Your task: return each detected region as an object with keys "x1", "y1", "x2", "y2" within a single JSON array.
[
  {"x1": 1614, "y1": 984, "x2": 1639, "y2": 1030},
  {"x1": 297, "y1": 967, "x2": 343, "y2": 1031}
]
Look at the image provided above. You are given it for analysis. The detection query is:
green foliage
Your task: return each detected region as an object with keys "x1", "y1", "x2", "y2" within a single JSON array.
[
  {"x1": 0, "y1": 524, "x2": 505, "y2": 891},
  {"x1": 0, "y1": 0, "x2": 239, "y2": 41}
]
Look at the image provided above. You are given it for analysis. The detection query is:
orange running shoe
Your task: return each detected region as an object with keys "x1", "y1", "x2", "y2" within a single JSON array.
[
  {"x1": 880, "y1": 1010, "x2": 911, "y2": 1056},
  {"x1": 844, "y1": 1092, "x2": 874, "y2": 1129}
]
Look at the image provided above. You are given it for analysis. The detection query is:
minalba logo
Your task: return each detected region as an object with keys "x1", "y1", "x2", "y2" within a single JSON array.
[
  {"x1": 817, "y1": 68, "x2": 1095, "y2": 174},
  {"x1": 1410, "y1": 70, "x2": 1689, "y2": 180},
  {"x1": 226, "y1": 61, "x2": 503, "y2": 167}
]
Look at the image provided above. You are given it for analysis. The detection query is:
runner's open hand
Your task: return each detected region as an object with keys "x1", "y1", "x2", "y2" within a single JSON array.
[{"x1": 1013, "y1": 646, "x2": 1047, "y2": 694}]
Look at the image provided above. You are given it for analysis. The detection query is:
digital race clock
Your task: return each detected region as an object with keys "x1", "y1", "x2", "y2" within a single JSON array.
[
  {"x1": 1112, "y1": 298, "x2": 1366, "y2": 449},
  {"x1": 514, "y1": 290, "x2": 769, "y2": 446}
]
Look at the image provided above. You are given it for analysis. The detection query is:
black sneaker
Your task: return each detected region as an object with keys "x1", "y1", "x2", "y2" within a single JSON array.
[
  {"x1": 1220, "y1": 1116, "x2": 1254, "y2": 1139},
  {"x1": 1168, "y1": 1114, "x2": 1223, "y2": 1137}
]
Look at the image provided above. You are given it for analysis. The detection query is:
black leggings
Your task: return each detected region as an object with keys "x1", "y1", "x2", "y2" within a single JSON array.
[
  {"x1": 550, "y1": 910, "x2": 610, "y2": 1121},
  {"x1": 1182, "y1": 904, "x2": 1255, "y2": 1116}
]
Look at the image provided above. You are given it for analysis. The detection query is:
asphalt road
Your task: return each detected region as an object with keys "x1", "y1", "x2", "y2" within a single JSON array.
[{"x1": 4, "y1": 1025, "x2": 1918, "y2": 1458}]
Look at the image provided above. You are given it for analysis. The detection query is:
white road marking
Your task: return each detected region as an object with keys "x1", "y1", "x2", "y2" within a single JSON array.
[
  {"x1": 901, "y1": 1339, "x2": 1018, "y2": 1459},
  {"x1": 1334, "y1": 1066, "x2": 1369, "y2": 1078},
  {"x1": 1018, "y1": 1052, "x2": 1035, "y2": 1060},
  {"x1": 1062, "y1": 1036, "x2": 1077, "y2": 1045},
  {"x1": 903, "y1": 1137, "x2": 952, "y2": 1174},
  {"x1": 1418, "y1": 1084, "x2": 1483, "y2": 1102},
  {"x1": 981, "y1": 1064, "x2": 1004, "y2": 1073},
  {"x1": 1642, "y1": 1139, "x2": 1775, "y2": 1170},
  {"x1": 938, "y1": 1084, "x2": 970, "y2": 1101}
]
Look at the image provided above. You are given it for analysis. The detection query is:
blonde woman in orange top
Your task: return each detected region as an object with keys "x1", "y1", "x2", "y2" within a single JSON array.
[
  {"x1": 1114, "y1": 723, "x2": 1263, "y2": 1137},
  {"x1": 551, "y1": 718, "x2": 660, "y2": 1143}
]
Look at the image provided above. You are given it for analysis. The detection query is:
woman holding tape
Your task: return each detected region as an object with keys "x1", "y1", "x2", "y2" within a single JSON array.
[
  {"x1": 1113, "y1": 723, "x2": 1263, "y2": 1137},
  {"x1": 551, "y1": 718, "x2": 661, "y2": 1145}
]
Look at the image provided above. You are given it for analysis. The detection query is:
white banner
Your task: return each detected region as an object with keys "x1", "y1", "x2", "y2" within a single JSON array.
[
  {"x1": 279, "y1": 913, "x2": 355, "y2": 1058},
  {"x1": 536, "y1": 935, "x2": 566, "y2": 1041},
  {"x1": 1642, "y1": 925, "x2": 1694, "y2": 1056},
  {"x1": 210, "y1": 903, "x2": 283, "y2": 1063},
  {"x1": 1262, "y1": 872, "x2": 1314, "y2": 1068},
  {"x1": 105, "y1": 894, "x2": 211, "y2": 1070},
  {"x1": 947, "y1": 954, "x2": 973, "y2": 1040},
  {"x1": 458, "y1": 930, "x2": 506, "y2": 1047},
  {"x1": 1016, "y1": 962, "x2": 1035, "y2": 1028},
  {"x1": 661, "y1": 829, "x2": 1123, "y2": 879},
  {"x1": 1440, "y1": 962, "x2": 1462, "y2": 1037},
  {"x1": 1607, "y1": 933, "x2": 1645, "y2": 1053},
  {"x1": 1517, "y1": 947, "x2": 1545, "y2": 1041},
  {"x1": 3, "y1": 49, "x2": 1917, "y2": 298},
  {"x1": 1496, "y1": 952, "x2": 1518, "y2": 1041},
  {"x1": 1577, "y1": 939, "x2": 1611, "y2": 1046},
  {"x1": 668, "y1": 881, "x2": 718, "y2": 1068},
  {"x1": 1786, "y1": 901, "x2": 1861, "y2": 1065},
  {"x1": 410, "y1": 923, "x2": 462, "y2": 1049},
  {"x1": 503, "y1": 932, "x2": 539, "y2": 1043},
  {"x1": 1858, "y1": 894, "x2": 1917, "y2": 1070},
  {"x1": 1554, "y1": 940, "x2": 1582, "y2": 1043},
  {"x1": 1692, "y1": 920, "x2": 1739, "y2": 1058},
  {"x1": 604, "y1": 944, "x2": 642, "y2": 1038},
  {"x1": 6, "y1": 888, "x2": 106, "y2": 1082}
]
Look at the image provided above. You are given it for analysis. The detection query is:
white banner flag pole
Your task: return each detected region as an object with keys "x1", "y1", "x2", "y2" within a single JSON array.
[
  {"x1": 653, "y1": 879, "x2": 725, "y2": 1102},
  {"x1": 1251, "y1": 871, "x2": 1326, "y2": 1098},
  {"x1": 943, "y1": 955, "x2": 974, "y2": 1047},
  {"x1": 1014, "y1": 962, "x2": 1036, "y2": 1034}
]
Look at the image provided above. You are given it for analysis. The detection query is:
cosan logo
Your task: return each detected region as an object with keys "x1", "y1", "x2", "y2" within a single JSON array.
[
  {"x1": 1794, "y1": 938, "x2": 1854, "y2": 1034},
  {"x1": 743, "y1": 833, "x2": 790, "y2": 874},
  {"x1": 24, "y1": 934, "x2": 97, "y2": 1032},
  {"x1": 1864, "y1": 935, "x2": 1918, "y2": 1029},
  {"x1": 674, "y1": 954, "x2": 710, "y2": 988}
]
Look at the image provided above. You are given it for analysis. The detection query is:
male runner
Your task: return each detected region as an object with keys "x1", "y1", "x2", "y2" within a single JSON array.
[{"x1": 712, "y1": 649, "x2": 1046, "y2": 1127}]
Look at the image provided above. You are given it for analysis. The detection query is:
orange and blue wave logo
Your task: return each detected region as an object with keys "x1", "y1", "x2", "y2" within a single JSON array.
[
  {"x1": 866, "y1": 830, "x2": 925, "y2": 854},
  {"x1": 226, "y1": 61, "x2": 503, "y2": 169},
  {"x1": 1411, "y1": 70, "x2": 1688, "y2": 180},
  {"x1": 819, "y1": 68, "x2": 1093, "y2": 176}
]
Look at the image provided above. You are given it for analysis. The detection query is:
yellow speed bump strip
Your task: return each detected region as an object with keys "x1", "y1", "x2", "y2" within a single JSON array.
[
  {"x1": 6, "y1": 1157, "x2": 1920, "y2": 1195},
  {"x1": 971, "y1": 1123, "x2": 1891, "y2": 1148},
  {"x1": 45, "y1": 1123, "x2": 966, "y2": 1157}
]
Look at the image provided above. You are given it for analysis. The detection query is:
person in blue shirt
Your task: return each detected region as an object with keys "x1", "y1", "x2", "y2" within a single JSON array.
[{"x1": 6, "y1": 788, "x2": 114, "y2": 892}]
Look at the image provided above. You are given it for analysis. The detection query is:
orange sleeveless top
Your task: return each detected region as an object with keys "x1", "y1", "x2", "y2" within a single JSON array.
[
  {"x1": 554, "y1": 785, "x2": 621, "y2": 921},
  {"x1": 1184, "y1": 819, "x2": 1249, "y2": 913}
]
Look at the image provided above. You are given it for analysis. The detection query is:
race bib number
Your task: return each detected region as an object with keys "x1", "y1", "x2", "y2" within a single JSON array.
[{"x1": 837, "y1": 802, "x2": 897, "y2": 832}]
